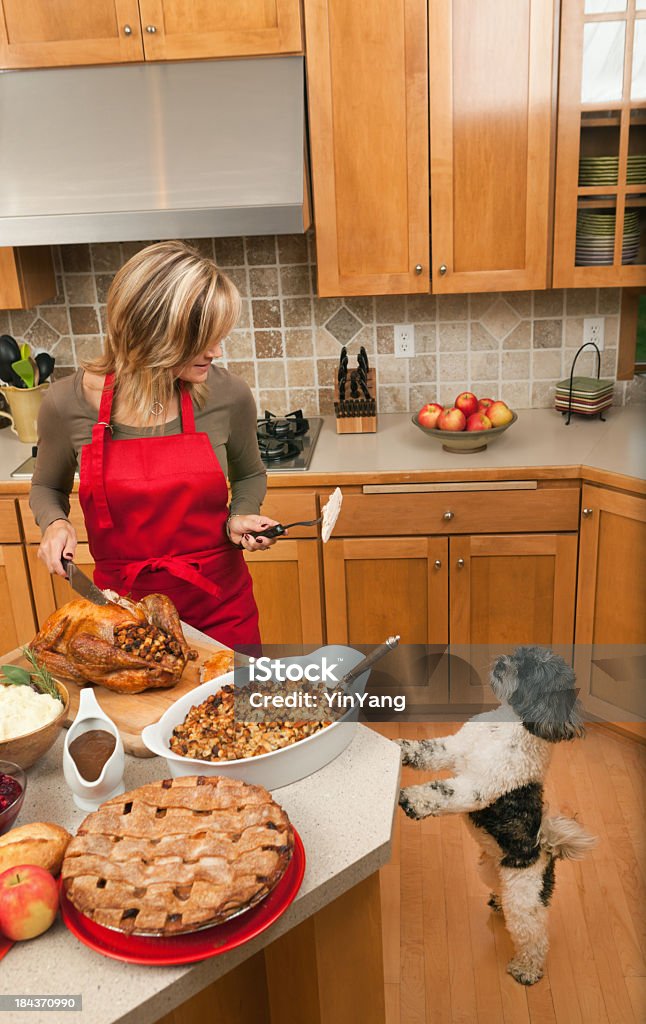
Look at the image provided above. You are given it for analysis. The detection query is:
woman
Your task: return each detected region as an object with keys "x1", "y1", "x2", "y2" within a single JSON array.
[{"x1": 31, "y1": 240, "x2": 280, "y2": 648}]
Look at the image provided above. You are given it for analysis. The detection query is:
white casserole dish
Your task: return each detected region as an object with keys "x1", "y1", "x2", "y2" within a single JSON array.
[{"x1": 141, "y1": 645, "x2": 371, "y2": 790}]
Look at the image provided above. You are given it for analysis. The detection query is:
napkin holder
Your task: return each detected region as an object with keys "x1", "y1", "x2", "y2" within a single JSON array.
[{"x1": 334, "y1": 367, "x2": 377, "y2": 433}]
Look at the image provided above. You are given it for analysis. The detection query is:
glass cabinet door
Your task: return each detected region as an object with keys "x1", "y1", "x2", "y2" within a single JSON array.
[{"x1": 554, "y1": 0, "x2": 646, "y2": 286}]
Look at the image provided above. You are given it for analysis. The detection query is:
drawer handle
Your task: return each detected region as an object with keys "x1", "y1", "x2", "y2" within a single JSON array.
[
  {"x1": 123, "y1": 24, "x2": 133, "y2": 35},
  {"x1": 582, "y1": 507, "x2": 593, "y2": 518},
  {"x1": 434, "y1": 559, "x2": 442, "y2": 569},
  {"x1": 443, "y1": 511, "x2": 454, "y2": 521},
  {"x1": 146, "y1": 24, "x2": 157, "y2": 33},
  {"x1": 456, "y1": 558, "x2": 465, "y2": 568}
]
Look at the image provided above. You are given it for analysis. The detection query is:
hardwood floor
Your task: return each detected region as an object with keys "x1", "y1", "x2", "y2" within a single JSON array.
[{"x1": 372, "y1": 722, "x2": 646, "y2": 1024}]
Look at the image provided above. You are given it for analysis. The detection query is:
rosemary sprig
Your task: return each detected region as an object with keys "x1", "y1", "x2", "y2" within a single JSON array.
[
  {"x1": 19, "y1": 647, "x2": 63, "y2": 702},
  {"x1": 1, "y1": 648, "x2": 62, "y2": 703}
]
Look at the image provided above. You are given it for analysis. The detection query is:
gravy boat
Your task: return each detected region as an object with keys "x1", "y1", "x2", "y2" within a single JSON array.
[{"x1": 63, "y1": 688, "x2": 125, "y2": 811}]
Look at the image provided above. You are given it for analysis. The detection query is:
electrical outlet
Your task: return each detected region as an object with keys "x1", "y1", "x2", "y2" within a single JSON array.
[
  {"x1": 583, "y1": 317, "x2": 605, "y2": 351},
  {"x1": 394, "y1": 324, "x2": 415, "y2": 358}
]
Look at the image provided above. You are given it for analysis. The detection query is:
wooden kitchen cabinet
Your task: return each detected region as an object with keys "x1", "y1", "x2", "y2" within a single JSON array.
[
  {"x1": 322, "y1": 485, "x2": 579, "y2": 708},
  {"x1": 0, "y1": 0, "x2": 301, "y2": 69},
  {"x1": 303, "y1": 0, "x2": 430, "y2": 296},
  {"x1": 323, "y1": 537, "x2": 450, "y2": 709},
  {"x1": 575, "y1": 484, "x2": 646, "y2": 733},
  {"x1": 138, "y1": 0, "x2": 302, "y2": 61},
  {"x1": 449, "y1": 532, "x2": 578, "y2": 704},
  {"x1": 244, "y1": 540, "x2": 324, "y2": 646},
  {"x1": 429, "y1": 0, "x2": 556, "y2": 293},
  {"x1": 0, "y1": 500, "x2": 37, "y2": 649},
  {"x1": 553, "y1": 0, "x2": 646, "y2": 287},
  {"x1": 0, "y1": 1, "x2": 145, "y2": 68},
  {"x1": 0, "y1": 246, "x2": 56, "y2": 310}
]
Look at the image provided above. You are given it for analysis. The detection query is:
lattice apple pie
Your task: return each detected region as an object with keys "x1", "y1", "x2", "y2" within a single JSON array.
[{"x1": 61, "y1": 776, "x2": 294, "y2": 935}]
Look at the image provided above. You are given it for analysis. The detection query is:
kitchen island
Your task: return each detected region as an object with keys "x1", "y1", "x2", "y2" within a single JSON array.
[{"x1": 2, "y1": 723, "x2": 400, "y2": 1024}]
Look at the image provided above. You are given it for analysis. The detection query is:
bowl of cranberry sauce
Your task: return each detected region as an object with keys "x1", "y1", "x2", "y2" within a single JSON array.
[{"x1": 0, "y1": 761, "x2": 27, "y2": 835}]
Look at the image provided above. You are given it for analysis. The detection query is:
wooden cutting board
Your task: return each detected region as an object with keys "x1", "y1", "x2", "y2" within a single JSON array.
[{"x1": 0, "y1": 637, "x2": 224, "y2": 757}]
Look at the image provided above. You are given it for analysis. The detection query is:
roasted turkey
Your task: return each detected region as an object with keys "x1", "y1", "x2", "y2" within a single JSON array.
[{"x1": 31, "y1": 593, "x2": 197, "y2": 694}]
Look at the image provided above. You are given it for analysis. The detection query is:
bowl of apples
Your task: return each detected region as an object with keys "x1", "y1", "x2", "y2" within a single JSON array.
[{"x1": 412, "y1": 392, "x2": 517, "y2": 453}]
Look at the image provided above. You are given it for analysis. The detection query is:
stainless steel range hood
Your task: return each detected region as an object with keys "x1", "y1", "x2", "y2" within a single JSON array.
[{"x1": 0, "y1": 57, "x2": 307, "y2": 245}]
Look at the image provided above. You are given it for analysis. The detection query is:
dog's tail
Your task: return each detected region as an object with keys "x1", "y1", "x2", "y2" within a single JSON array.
[{"x1": 539, "y1": 814, "x2": 597, "y2": 860}]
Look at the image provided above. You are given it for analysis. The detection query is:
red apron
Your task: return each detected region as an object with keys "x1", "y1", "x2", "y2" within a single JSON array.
[{"x1": 78, "y1": 373, "x2": 261, "y2": 649}]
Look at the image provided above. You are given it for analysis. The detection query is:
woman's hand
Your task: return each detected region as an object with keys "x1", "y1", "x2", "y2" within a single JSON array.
[
  {"x1": 228, "y1": 514, "x2": 285, "y2": 552},
  {"x1": 37, "y1": 519, "x2": 78, "y2": 576}
]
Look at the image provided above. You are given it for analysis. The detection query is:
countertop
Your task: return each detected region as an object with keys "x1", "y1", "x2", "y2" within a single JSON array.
[
  {"x1": 0, "y1": 406, "x2": 644, "y2": 494},
  {"x1": 2, "y1": 725, "x2": 400, "y2": 1024}
]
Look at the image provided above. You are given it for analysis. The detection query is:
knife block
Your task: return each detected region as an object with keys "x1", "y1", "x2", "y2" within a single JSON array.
[{"x1": 334, "y1": 367, "x2": 377, "y2": 433}]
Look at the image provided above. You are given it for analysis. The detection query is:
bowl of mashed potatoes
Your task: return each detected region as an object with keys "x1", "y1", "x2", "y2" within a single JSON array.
[{"x1": 0, "y1": 679, "x2": 69, "y2": 769}]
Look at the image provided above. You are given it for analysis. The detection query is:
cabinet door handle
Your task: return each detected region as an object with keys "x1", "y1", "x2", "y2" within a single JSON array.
[
  {"x1": 434, "y1": 559, "x2": 442, "y2": 569},
  {"x1": 123, "y1": 24, "x2": 133, "y2": 35},
  {"x1": 439, "y1": 264, "x2": 448, "y2": 275},
  {"x1": 443, "y1": 511, "x2": 454, "y2": 521},
  {"x1": 582, "y1": 507, "x2": 593, "y2": 517},
  {"x1": 146, "y1": 25, "x2": 157, "y2": 33},
  {"x1": 415, "y1": 264, "x2": 423, "y2": 275},
  {"x1": 456, "y1": 558, "x2": 465, "y2": 568}
]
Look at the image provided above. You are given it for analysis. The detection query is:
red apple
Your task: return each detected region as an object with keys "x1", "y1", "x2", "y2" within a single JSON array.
[
  {"x1": 466, "y1": 412, "x2": 492, "y2": 431},
  {"x1": 0, "y1": 865, "x2": 58, "y2": 941},
  {"x1": 487, "y1": 401, "x2": 514, "y2": 427},
  {"x1": 437, "y1": 407, "x2": 467, "y2": 431},
  {"x1": 477, "y1": 397, "x2": 495, "y2": 413},
  {"x1": 417, "y1": 403, "x2": 444, "y2": 429},
  {"x1": 454, "y1": 392, "x2": 479, "y2": 419}
]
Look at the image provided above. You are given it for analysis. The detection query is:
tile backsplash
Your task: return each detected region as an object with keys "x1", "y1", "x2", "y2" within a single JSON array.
[{"x1": 0, "y1": 233, "x2": 633, "y2": 413}]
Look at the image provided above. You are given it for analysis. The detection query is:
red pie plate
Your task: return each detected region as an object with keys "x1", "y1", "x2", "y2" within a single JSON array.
[{"x1": 59, "y1": 829, "x2": 305, "y2": 965}]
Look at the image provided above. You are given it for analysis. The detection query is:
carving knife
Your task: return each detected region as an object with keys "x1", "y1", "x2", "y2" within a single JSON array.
[{"x1": 61, "y1": 557, "x2": 113, "y2": 605}]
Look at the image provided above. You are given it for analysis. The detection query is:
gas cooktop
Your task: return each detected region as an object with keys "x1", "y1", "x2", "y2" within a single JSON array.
[{"x1": 257, "y1": 410, "x2": 323, "y2": 472}]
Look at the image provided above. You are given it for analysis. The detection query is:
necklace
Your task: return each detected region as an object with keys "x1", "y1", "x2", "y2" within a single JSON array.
[{"x1": 150, "y1": 401, "x2": 164, "y2": 417}]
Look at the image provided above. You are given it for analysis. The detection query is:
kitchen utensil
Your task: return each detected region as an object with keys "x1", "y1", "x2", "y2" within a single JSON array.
[
  {"x1": 61, "y1": 558, "x2": 113, "y2": 605},
  {"x1": 34, "y1": 352, "x2": 55, "y2": 383},
  {"x1": 0, "y1": 382, "x2": 50, "y2": 442},
  {"x1": 358, "y1": 346, "x2": 369, "y2": 374},
  {"x1": 338, "y1": 347, "x2": 348, "y2": 402},
  {"x1": 250, "y1": 491, "x2": 342, "y2": 541},
  {"x1": 0, "y1": 682, "x2": 69, "y2": 771},
  {"x1": 249, "y1": 487, "x2": 343, "y2": 542},
  {"x1": 338, "y1": 635, "x2": 400, "y2": 688},
  {"x1": 412, "y1": 410, "x2": 518, "y2": 453},
  {"x1": 0, "y1": 335, "x2": 20, "y2": 366},
  {"x1": 63, "y1": 688, "x2": 125, "y2": 811},
  {"x1": 141, "y1": 642, "x2": 373, "y2": 788},
  {"x1": 11, "y1": 359, "x2": 35, "y2": 388},
  {"x1": 59, "y1": 830, "x2": 305, "y2": 963}
]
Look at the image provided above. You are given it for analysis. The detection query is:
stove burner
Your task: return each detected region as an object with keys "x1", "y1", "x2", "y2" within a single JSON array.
[
  {"x1": 259, "y1": 409, "x2": 310, "y2": 439},
  {"x1": 257, "y1": 437, "x2": 301, "y2": 462}
]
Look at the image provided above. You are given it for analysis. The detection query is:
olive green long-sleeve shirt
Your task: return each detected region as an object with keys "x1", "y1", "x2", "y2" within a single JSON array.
[{"x1": 29, "y1": 366, "x2": 267, "y2": 534}]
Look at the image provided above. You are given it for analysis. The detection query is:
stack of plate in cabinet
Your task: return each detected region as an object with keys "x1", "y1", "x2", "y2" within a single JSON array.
[
  {"x1": 575, "y1": 209, "x2": 641, "y2": 266},
  {"x1": 578, "y1": 154, "x2": 646, "y2": 187}
]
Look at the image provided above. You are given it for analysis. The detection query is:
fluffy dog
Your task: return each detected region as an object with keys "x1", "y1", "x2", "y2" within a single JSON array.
[{"x1": 398, "y1": 646, "x2": 596, "y2": 985}]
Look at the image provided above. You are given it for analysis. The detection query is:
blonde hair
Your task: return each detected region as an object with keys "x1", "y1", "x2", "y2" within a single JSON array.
[{"x1": 84, "y1": 241, "x2": 241, "y2": 423}]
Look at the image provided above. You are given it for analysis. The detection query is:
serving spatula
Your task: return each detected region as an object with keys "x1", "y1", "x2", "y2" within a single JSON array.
[{"x1": 249, "y1": 487, "x2": 343, "y2": 542}]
